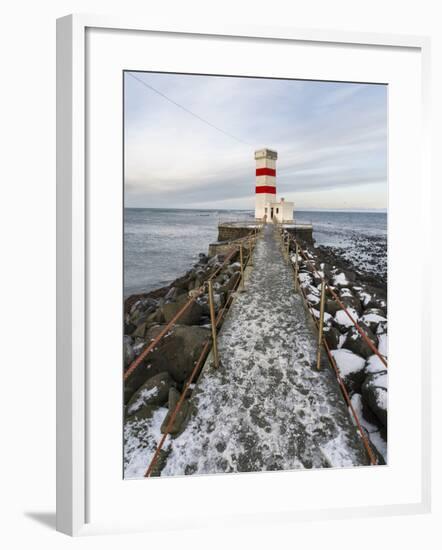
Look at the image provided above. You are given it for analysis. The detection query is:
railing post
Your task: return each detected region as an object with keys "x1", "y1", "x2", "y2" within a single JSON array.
[
  {"x1": 248, "y1": 237, "x2": 254, "y2": 267},
  {"x1": 285, "y1": 235, "x2": 290, "y2": 262},
  {"x1": 239, "y1": 243, "x2": 245, "y2": 292},
  {"x1": 294, "y1": 242, "x2": 299, "y2": 291},
  {"x1": 208, "y1": 280, "x2": 219, "y2": 369},
  {"x1": 316, "y1": 280, "x2": 326, "y2": 370}
]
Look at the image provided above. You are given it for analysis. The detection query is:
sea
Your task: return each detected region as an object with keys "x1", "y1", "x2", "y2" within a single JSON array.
[{"x1": 124, "y1": 208, "x2": 387, "y2": 297}]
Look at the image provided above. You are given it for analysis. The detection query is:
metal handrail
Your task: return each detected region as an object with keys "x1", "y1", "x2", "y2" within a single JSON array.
[
  {"x1": 144, "y1": 230, "x2": 261, "y2": 477},
  {"x1": 283, "y1": 228, "x2": 387, "y2": 368},
  {"x1": 277, "y1": 224, "x2": 382, "y2": 465}
]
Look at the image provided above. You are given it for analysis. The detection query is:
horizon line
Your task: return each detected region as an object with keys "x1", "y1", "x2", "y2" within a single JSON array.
[{"x1": 124, "y1": 206, "x2": 388, "y2": 213}]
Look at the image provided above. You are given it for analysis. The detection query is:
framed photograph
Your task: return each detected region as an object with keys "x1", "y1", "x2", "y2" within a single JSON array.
[{"x1": 57, "y1": 14, "x2": 431, "y2": 536}]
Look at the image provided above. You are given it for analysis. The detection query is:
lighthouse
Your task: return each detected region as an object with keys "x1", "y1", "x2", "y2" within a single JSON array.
[{"x1": 254, "y1": 148, "x2": 294, "y2": 222}]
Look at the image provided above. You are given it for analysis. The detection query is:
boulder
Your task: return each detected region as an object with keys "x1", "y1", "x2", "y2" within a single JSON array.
[
  {"x1": 161, "y1": 294, "x2": 203, "y2": 325},
  {"x1": 331, "y1": 348, "x2": 366, "y2": 394},
  {"x1": 173, "y1": 273, "x2": 193, "y2": 290},
  {"x1": 198, "y1": 253, "x2": 208, "y2": 264},
  {"x1": 323, "y1": 326, "x2": 340, "y2": 350},
  {"x1": 124, "y1": 325, "x2": 210, "y2": 402},
  {"x1": 340, "y1": 295, "x2": 363, "y2": 316},
  {"x1": 365, "y1": 354, "x2": 387, "y2": 374},
  {"x1": 164, "y1": 286, "x2": 180, "y2": 302},
  {"x1": 124, "y1": 403, "x2": 157, "y2": 423},
  {"x1": 360, "y1": 309, "x2": 387, "y2": 333},
  {"x1": 126, "y1": 372, "x2": 176, "y2": 416},
  {"x1": 332, "y1": 271, "x2": 350, "y2": 287},
  {"x1": 377, "y1": 333, "x2": 388, "y2": 357},
  {"x1": 362, "y1": 371, "x2": 388, "y2": 428},
  {"x1": 342, "y1": 323, "x2": 378, "y2": 359},
  {"x1": 334, "y1": 307, "x2": 359, "y2": 332},
  {"x1": 161, "y1": 387, "x2": 192, "y2": 435},
  {"x1": 132, "y1": 321, "x2": 150, "y2": 339},
  {"x1": 124, "y1": 321, "x2": 137, "y2": 336},
  {"x1": 222, "y1": 271, "x2": 240, "y2": 292},
  {"x1": 324, "y1": 298, "x2": 340, "y2": 316},
  {"x1": 124, "y1": 335, "x2": 135, "y2": 367}
]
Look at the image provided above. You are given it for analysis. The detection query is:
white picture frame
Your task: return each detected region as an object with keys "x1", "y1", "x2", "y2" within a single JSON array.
[{"x1": 56, "y1": 14, "x2": 431, "y2": 536}]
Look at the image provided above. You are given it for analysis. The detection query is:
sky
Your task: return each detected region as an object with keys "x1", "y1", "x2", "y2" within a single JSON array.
[{"x1": 124, "y1": 72, "x2": 387, "y2": 211}]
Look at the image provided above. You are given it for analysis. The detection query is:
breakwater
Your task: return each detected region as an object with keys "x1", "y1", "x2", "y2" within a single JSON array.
[{"x1": 123, "y1": 219, "x2": 387, "y2": 477}]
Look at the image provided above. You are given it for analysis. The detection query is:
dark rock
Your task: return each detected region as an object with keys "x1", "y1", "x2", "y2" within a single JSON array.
[
  {"x1": 340, "y1": 295, "x2": 363, "y2": 316},
  {"x1": 360, "y1": 309, "x2": 387, "y2": 333},
  {"x1": 161, "y1": 294, "x2": 203, "y2": 325},
  {"x1": 124, "y1": 288, "x2": 168, "y2": 315},
  {"x1": 164, "y1": 286, "x2": 180, "y2": 302},
  {"x1": 132, "y1": 321, "x2": 149, "y2": 339},
  {"x1": 124, "y1": 321, "x2": 136, "y2": 336},
  {"x1": 124, "y1": 403, "x2": 156, "y2": 422},
  {"x1": 362, "y1": 371, "x2": 388, "y2": 428},
  {"x1": 222, "y1": 271, "x2": 240, "y2": 292},
  {"x1": 160, "y1": 387, "x2": 192, "y2": 435},
  {"x1": 228, "y1": 262, "x2": 241, "y2": 274},
  {"x1": 342, "y1": 323, "x2": 378, "y2": 359},
  {"x1": 124, "y1": 335, "x2": 135, "y2": 367},
  {"x1": 124, "y1": 325, "x2": 210, "y2": 403},
  {"x1": 331, "y1": 349, "x2": 366, "y2": 394},
  {"x1": 173, "y1": 273, "x2": 193, "y2": 290},
  {"x1": 324, "y1": 298, "x2": 340, "y2": 316},
  {"x1": 126, "y1": 372, "x2": 176, "y2": 416},
  {"x1": 323, "y1": 326, "x2": 340, "y2": 349}
]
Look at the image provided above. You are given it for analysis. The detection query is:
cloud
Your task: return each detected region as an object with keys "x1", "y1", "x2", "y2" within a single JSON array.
[{"x1": 124, "y1": 73, "x2": 387, "y2": 209}]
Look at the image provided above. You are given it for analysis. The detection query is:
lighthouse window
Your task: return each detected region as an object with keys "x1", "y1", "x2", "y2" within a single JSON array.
[{"x1": 276, "y1": 208, "x2": 279, "y2": 214}]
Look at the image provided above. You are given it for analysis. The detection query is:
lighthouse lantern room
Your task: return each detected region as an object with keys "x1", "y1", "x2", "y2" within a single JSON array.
[{"x1": 254, "y1": 148, "x2": 294, "y2": 223}]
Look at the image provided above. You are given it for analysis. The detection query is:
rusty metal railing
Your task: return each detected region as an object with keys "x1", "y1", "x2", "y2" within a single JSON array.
[
  {"x1": 144, "y1": 230, "x2": 260, "y2": 477},
  {"x1": 124, "y1": 247, "x2": 241, "y2": 383},
  {"x1": 283, "y1": 228, "x2": 387, "y2": 369},
  {"x1": 277, "y1": 225, "x2": 381, "y2": 465}
]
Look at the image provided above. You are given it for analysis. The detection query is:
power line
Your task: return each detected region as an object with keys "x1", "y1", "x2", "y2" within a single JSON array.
[{"x1": 128, "y1": 72, "x2": 252, "y2": 146}]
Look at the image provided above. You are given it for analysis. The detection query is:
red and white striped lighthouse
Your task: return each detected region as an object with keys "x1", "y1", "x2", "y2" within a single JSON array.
[{"x1": 254, "y1": 148, "x2": 278, "y2": 220}]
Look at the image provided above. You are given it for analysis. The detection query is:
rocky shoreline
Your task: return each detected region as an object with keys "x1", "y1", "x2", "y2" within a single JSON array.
[
  {"x1": 289, "y1": 235, "x2": 388, "y2": 463},
  {"x1": 123, "y1": 247, "x2": 249, "y2": 475}
]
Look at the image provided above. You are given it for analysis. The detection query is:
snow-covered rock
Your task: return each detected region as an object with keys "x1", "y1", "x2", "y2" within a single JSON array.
[
  {"x1": 126, "y1": 372, "x2": 176, "y2": 416},
  {"x1": 378, "y1": 333, "x2": 388, "y2": 357},
  {"x1": 362, "y1": 371, "x2": 388, "y2": 428},
  {"x1": 365, "y1": 354, "x2": 387, "y2": 374},
  {"x1": 342, "y1": 323, "x2": 378, "y2": 359},
  {"x1": 331, "y1": 349, "x2": 366, "y2": 393},
  {"x1": 333, "y1": 272, "x2": 349, "y2": 287},
  {"x1": 334, "y1": 307, "x2": 359, "y2": 330}
]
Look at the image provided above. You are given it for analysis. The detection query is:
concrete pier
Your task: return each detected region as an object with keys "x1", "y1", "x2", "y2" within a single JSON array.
[{"x1": 162, "y1": 224, "x2": 369, "y2": 475}]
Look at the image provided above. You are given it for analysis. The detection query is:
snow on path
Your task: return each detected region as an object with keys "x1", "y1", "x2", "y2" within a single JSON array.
[{"x1": 161, "y1": 225, "x2": 369, "y2": 476}]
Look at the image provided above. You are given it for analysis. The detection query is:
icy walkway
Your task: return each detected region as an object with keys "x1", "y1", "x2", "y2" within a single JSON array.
[{"x1": 161, "y1": 225, "x2": 370, "y2": 475}]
